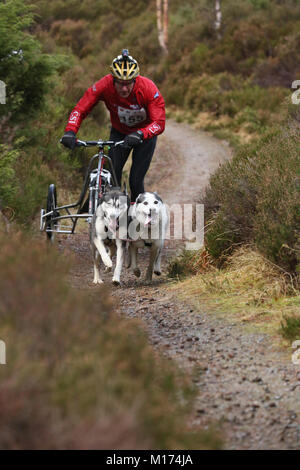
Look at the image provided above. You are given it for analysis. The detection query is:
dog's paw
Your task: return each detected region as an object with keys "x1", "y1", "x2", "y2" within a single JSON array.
[
  {"x1": 133, "y1": 268, "x2": 141, "y2": 278},
  {"x1": 93, "y1": 278, "x2": 104, "y2": 284},
  {"x1": 104, "y1": 266, "x2": 112, "y2": 273},
  {"x1": 112, "y1": 278, "x2": 121, "y2": 286},
  {"x1": 154, "y1": 270, "x2": 161, "y2": 276}
]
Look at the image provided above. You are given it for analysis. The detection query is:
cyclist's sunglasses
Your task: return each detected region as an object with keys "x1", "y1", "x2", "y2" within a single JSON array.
[{"x1": 114, "y1": 79, "x2": 135, "y2": 87}]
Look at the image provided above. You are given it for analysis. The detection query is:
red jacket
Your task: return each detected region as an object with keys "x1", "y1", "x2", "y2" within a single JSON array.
[{"x1": 65, "y1": 75, "x2": 165, "y2": 139}]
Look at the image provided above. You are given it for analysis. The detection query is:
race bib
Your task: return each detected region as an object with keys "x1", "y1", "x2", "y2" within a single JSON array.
[{"x1": 118, "y1": 106, "x2": 147, "y2": 127}]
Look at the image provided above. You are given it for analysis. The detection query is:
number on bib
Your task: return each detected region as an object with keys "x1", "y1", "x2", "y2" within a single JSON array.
[{"x1": 118, "y1": 106, "x2": 147, "y2": 127}]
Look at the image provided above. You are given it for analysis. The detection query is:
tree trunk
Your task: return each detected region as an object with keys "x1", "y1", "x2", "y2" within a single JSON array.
[
  {"x1": 156, "y1": 0, "x2": 168, "y2": 54},
  {"x1": 163, "y1": 0, "x2": 168, "y2": 53},
  {"x1": 214, "y1": 0, "x2": 222, "y2": 39}
]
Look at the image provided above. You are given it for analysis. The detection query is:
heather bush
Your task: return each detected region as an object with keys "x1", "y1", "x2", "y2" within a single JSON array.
[
  {"x1": 50, "y1": 20, "x2": 92, "y2": 58},
  {"x1": 203, "y1": 111, "x2": 300, "y2": 274},
  {"x1": 182, "y1": 73, "x2": 288, "y2": 126},
  {"x1": 0, "y1": 234, "x2": 220, "y2": 449},
  {"x1": 252, "y1": 129, "x2": 300, "y2": 272}
]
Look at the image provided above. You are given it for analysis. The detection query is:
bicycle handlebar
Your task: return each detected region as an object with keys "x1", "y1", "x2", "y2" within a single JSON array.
[
  {"x1": 76, "y1": 139, "x2": 125, "y2": 148},
  {"x1": 59, "y1": 138, "x2": 124, "y2": 148}
]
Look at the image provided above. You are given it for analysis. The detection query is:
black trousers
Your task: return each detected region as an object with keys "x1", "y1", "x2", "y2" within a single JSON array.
[{"x1": 108, "y1": 127, "x2": 157, "y2": 202}]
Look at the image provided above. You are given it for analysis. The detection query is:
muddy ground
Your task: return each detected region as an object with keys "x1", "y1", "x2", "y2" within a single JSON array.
[{"x1": 60, "y1": 120, "x2": 300, "y2": 450}]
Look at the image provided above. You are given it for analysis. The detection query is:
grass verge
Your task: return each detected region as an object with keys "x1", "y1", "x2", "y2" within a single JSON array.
[{"x1": 167, "y1": 246, "x2": 300, "y2": 346}]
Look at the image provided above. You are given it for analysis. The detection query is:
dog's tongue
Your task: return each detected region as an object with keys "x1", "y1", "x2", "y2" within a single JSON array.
[{"x1": 144, "y1": 215, "x2": 152, "y2": 226}]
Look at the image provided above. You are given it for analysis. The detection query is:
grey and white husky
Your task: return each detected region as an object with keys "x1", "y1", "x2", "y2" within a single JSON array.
[
  {"x1": 90, "y1": 188, "x2": 130, "y2": 285},
  {"x1": 127, "y1": 192, "x2": 169, "y2": 281}
]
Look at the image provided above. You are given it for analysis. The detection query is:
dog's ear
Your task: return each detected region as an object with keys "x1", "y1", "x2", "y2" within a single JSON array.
[
  {"x1": 136, "y1": 193, "x2": 144, "y2": 205},
  {"x1": 153, "y1": 192, "x2": 163, "y2": 203}
]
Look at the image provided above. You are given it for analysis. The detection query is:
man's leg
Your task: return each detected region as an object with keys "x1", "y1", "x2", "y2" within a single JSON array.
[
  {"x1": 109, "y1": 128, "x2": 131, "y2": 186},
  {"x1": 129, "y1": 136, "x2": 157, "y2": 202}
]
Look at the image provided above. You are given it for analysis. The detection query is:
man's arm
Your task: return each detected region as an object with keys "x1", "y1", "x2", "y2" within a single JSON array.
[
  {"x1": 65, "y1": 76, "x2": 109, "y2": 134},
  {"x1": 139, "y1": 83, "x2": 166, "y2": 140}
]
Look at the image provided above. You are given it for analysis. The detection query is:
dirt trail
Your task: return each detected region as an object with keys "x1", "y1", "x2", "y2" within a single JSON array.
[
  {"x1": 62, "y1": 120, "x2": 300, "y2": 450},
  {"x1": 156, "y1": 120, "x2": 231, "y2": 205}
]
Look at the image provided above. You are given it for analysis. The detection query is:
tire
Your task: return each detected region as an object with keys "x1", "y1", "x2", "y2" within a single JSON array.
[{"x1": 46, "y1": 184, "x2": 58, "y2": 242}]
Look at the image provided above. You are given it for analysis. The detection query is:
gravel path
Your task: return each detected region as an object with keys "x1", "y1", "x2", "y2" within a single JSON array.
[{"x1": 62, "y1": 120, "x2": 300, "y2": 450}]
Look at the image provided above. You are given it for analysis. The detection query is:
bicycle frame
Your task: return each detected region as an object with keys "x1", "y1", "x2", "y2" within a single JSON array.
[
  {"x1": 87, "y1": 146, "x2": 118, "y2": 221},
  {"x1": 40, "y1": 139, "x2": 122, "y2": 235}
]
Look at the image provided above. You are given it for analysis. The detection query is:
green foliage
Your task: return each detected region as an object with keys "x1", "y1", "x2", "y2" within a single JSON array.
[
  {"x1": 205, "y1": 212, "x2": 242, "y2": 261},
  {"x1": 180, "y1": 73, "x2": 288, "y2": 128},
  {"x1": 0, "y1": 145, "x2": 19, "y2": 207},
  {"x1": 167, "y1": 249, "x2": 208, "y2": 279},
  {"x1": 13, "y1": 154, "x2": 53, "y2": 224},
  {"x1": 252, "y1": 130, "x2": 300, "y2": 272},
  {"x1": 281, "y1": 314, "x2": 300, "y2": 341},
  {"x1": 1, "y1": 140, "x2": 57, "y2": 225},
  {"x1": 249, "y1": 0, "x2": 271, "y2": 9},
  {"x1": 0, "y1": 0, "x2": 57, "y2": 121},
  {"x1": 203, "y1": 110, "x2": 300, "y2": 274},
  {"x1": 167, "y1": 250, "x2": 195, "y2": 279}
]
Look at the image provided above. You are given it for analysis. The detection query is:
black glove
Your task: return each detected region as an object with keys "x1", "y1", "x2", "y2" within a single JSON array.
[
  {"x1": 122, "y1": 131, "x2": 143, "y2": 148},
  {"x1": 61, "y1": 130, "x2": 77, "y2": 150}
]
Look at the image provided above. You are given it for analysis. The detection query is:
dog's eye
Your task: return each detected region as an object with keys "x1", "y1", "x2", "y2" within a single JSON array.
[
  {"x1": 154, "y1": 200, "x2": 158, "y2": 204},
  {"x1": 143, "y1": 202, "x2": 148, "y2": 205}
]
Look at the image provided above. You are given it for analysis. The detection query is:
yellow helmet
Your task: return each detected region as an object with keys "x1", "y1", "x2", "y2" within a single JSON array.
[{"x1": 110, "y1": 49, "x2": 140, "y2": 81}]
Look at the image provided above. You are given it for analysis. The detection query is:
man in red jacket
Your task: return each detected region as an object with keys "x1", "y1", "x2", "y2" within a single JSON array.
[{"x1": 61, "y1": 49, "x2": 166, "y2": 202}]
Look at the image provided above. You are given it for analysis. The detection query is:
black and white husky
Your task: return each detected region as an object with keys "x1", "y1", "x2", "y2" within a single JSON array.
[
  {"x1": 127, "y1": 192, "x2": 169, "y2": 281},
  {"x1": 90, "y1": 188, "x2": 130, "y2": 285}
]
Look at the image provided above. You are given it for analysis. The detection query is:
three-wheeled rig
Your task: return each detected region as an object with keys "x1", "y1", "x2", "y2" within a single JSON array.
[{"x1": 40, "y1": 139, "x2": 123, "y2": 242}]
